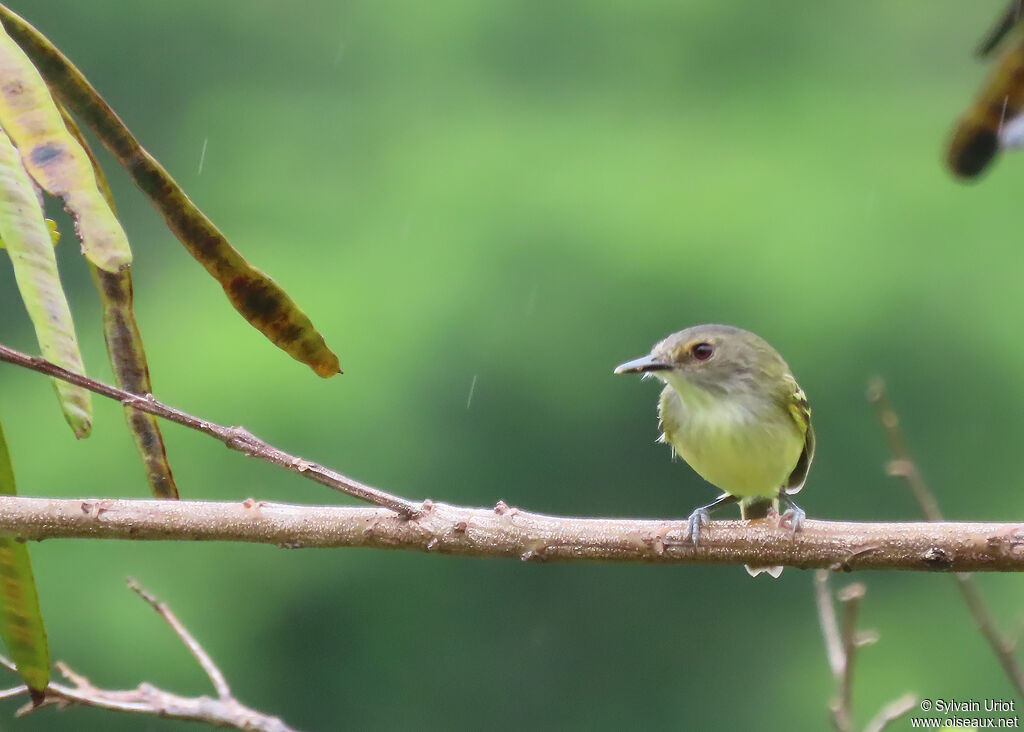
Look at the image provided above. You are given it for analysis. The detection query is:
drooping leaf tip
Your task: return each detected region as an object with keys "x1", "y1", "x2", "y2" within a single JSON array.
[
  {"x1": 311, "y1": 355, "x2": 342, "y2": 378},
  {"x1": 27, "y1": 685, "x2": 45, "y2": 707}
]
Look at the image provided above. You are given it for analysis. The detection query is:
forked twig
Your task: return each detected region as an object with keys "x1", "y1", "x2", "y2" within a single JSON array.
[
  {"x1": 0, "y1": 579, "x2": 299, "y2": 731},
  {"x1": 126, "y1": 577, "x2": 231, "y2": 699},
  {"x1": 814, "y1": 571, "x2": 915, "y2": 732},
  {"x1": 868, "y1": 379, "x2": 1024, "y2": 697},
  {"x1": 816, "y1": 572, "x2": 867, "y2": 731},
  {"x1": 836, "y1": 582, "x2": 869, "y2": 730}
]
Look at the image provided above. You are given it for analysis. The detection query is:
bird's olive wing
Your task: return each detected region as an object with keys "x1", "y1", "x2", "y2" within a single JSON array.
[{"x1": 784, "y1": 381, "x2": 814, "y2": 495}]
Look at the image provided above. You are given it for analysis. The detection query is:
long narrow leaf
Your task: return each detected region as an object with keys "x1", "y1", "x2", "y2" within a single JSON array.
[
  {"x1": 0, "y1": 16, "x2": 130, "y2": 274},
  {"x1": 0, "y1": 6, "x2": 342, "y2": 377},
  {"x1": 0, "y1": 218, "x2": 58, "y2": 249},
  {"x1": 948, "y1": 28, "x2": 1024, "y2": 179},
  {"x1": 0, "y1": 126, "x2": 91, "y2": 437},
  {"x1": 61, "y1": 106, "x2": 178, "y2": 498},
  {"x1": 90, "y1": 267, "x2": 179, "y2": 498},
  {"x1": 0, "y1": 415, "x2": 50, "y2": 697}
]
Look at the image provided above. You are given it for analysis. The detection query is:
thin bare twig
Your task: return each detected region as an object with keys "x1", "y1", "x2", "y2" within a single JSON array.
[
  {"x1": 868, "y1": 379, "x2": 1024, "y2": 697},
  {"x1": 126, "y1": 577, "x2": 231, "y2": 699},
  {"x1": 0, "y1": 342, "x2": 418, "y2": 518},
  {"x1": 835, "y1": 582, "x2": 866, "y2": 731},
  {"x1": 0, "y1": 496, "x2": 1015, "y2": 571},
  {"x1": 815, "y1": 572, "x2": 915, "y2": 732},
  {"x1": 0, "y1": 685, "x2": 26, "y2": 701},
  {"x1": 816, "y1": 571, "x2": 855, "y2": 730},
  {"x1": 866, "y1": 380, "x2": 942, "y2": 521},
  {"x1": 863, "y1": 693, "x2": 918, "y2": 732},
  {"x1": 0, "y1": 580, "x2": 298, "y2": 731},
  {"x1": 815, "y1": 571, "x2": 844, "y2": 677}
]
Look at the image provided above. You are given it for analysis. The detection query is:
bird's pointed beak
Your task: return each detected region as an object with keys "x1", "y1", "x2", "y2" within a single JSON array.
[{"x1": 614, "y1": 354, "x2": 672, "y2": 375}]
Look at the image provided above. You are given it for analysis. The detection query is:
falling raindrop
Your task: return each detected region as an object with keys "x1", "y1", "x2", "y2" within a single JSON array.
[
  {"x1": 525, "y1": 284, "x2": 538, "y2": 315},
  {"x1": 198, "y1": 138, "x2": 209, "y2": 176}
]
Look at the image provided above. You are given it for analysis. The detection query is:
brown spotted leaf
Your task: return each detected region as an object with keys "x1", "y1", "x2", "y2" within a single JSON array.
[
  {"x1": 0, "y1": 17, "x2": 130, "y2": 273},
  {"x1": 0, "y1": 6, "x2": 341, "y2": 377},
  {"x1": 89, "y1": 265, "x2": 180, "y2": 498},
  {"x1": 60, "y1": 105, "x2": 178, "y2": 498},
  {"x1": 0, "y1": 416, "x2": 50, "y2": 696},
  {"x1": 948, "y1": 26, "x2": 1024, "y2": 179},
  {"x1": 0, "y1": 126, "x2": 91, "y2": 437}
]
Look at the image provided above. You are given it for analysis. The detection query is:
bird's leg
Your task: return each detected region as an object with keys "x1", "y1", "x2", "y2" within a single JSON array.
[
  {"x1": 685, "y1": 493, "x2": 738, "y2": 547},
  {"x1": 778, "y1": 493, "x2": 805, "y2": 534}
]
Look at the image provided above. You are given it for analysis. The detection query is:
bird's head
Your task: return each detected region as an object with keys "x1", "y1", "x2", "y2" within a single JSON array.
[{"x1": 614, "y1": 324, "x2": 789, "y2": 401}]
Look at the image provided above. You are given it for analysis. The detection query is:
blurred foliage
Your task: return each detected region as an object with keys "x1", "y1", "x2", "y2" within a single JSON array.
[
  {"x1": 0, "y1": 419, "x2": 48, "y2": 695},
  {"x1": 0, "y1": 0, "x2": 1022, "y2": 729}
]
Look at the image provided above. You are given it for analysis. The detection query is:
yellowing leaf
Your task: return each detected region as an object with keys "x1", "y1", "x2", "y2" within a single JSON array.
[
  {"x1": 0, "y1": 17, "x2": 130, "y2": 272},
  {"x1": 0, "y1": 417, "x2": 50, "y2": 697},
  {"x1": 0, "y1": 126, "x2": 91, "y2": 437},
  {"x1": 0, "y1": 6, "x2": 340, "y2": 377},
  {"x1": 0, "y1": 218, "x2": 59, "y2": 250}
]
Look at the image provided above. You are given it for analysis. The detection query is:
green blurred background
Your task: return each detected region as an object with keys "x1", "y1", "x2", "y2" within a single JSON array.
[{"x1": 1, "y1": 1, "x2": 1022, "y2": 729}]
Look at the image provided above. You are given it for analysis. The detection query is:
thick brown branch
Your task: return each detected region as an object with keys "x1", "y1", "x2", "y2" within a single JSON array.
[
  {"x1": 0, "y1": 497, "x2": 1016, "y2": 571},
  {"x1": 0, "y1": 343, "x2": 417, "y2": 517},
  {"x1": 868, "y1": 379, "x2": 1024, "y2": 696},
  {"x1": 3, "y1": 342, "x2": 1024, "y2": 570}
]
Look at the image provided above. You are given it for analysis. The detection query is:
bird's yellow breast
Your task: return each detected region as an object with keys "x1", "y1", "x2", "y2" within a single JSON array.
[{"x1": 658, "y1": 384, "x2": 804, "y2": 499}]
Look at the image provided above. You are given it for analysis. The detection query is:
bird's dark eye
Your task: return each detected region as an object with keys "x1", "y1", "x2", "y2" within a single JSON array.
[{"x1": 691, "y1": 342, "x2": 714, "y2": 361}]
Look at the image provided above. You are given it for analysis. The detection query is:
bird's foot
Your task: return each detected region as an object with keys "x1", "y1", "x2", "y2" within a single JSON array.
[
  {"x1": 778, "y1": 505, "x2": 806, "y2": 534},
  {"x1": 685, "y1": 507, "x2": 711, "y2": 547}
]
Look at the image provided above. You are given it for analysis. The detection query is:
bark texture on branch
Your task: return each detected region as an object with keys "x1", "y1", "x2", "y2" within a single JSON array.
[{"x1": 0, "y1": 496, "x2": 1021, "y2": 572}]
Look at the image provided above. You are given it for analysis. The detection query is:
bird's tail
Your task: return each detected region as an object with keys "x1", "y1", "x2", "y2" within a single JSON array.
[{"x1": 741, "y1": 498, "x2": 783, "y2": 579}]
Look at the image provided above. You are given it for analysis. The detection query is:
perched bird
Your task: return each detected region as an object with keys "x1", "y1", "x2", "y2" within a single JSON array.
[{"x1": 615, "y1": 324, "x2": 814, "y2": 577}]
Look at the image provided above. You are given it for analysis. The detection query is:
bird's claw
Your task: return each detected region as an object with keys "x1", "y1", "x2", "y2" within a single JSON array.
[
  {"x1": 779, "y1": 505, "x2": 806, "y2": 533},
  {"x1": 685, "y1": 508, "x2": 711, "y2": 547}
]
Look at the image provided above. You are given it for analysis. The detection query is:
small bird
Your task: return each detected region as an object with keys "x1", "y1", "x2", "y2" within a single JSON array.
[{"x1": 615, "y1": 324, "x2": 814, "y2": 577}]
